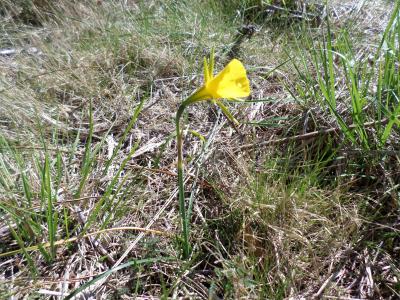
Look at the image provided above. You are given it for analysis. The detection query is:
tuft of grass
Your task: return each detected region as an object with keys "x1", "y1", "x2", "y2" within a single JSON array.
[{"x1": 286, "y1": 2, "x2": 400, "y2": 150}]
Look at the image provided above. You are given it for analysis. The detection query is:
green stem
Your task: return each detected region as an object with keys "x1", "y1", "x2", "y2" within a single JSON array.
[
  {"x1": 175, "y1": 87, "x2": 208, "y2": 259},
  {"x1": 176, "y1": 104, "x2": 190, "y2": 258}
]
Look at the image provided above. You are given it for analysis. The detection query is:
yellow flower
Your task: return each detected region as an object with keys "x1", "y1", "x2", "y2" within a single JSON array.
[
  {"x1": 193, "y1": 57, "x2": 250, "y2": 101},
  {"x1": 175, "y1": 53, "x2": 251, "y2": 258}
]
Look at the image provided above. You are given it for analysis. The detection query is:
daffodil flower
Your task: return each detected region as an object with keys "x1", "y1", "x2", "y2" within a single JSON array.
[
  {"x1": 184, "y1": 53, "x2": 250, "y2": 105},
  {"x1": 175, "y1": 51, "x2": 250, "y2": 258},
  {"x1": 201, "y1": 58, "x2": 250, "y2": 99}
]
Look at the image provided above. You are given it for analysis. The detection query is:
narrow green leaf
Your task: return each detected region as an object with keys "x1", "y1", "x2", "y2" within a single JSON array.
[
  {"x1": 103, "y1": 94, "x2": 146, "y2": 174},
  {"x1": 64, "y1": 257, "x2": 174, "y2": 300}
]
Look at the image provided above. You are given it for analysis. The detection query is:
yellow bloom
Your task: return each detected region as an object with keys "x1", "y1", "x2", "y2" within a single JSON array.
[
  {"x1": 206, "y1": 59, "x2": 250, "y2": 99},
  {"x1": 193, "y1": 57, "x2": 250, "y2": 101}
]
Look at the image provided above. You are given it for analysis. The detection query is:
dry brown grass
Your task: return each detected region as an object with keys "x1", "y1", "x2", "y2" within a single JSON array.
[{"x1": 0, "y1": 0, "x2": 399, "y2": 299}]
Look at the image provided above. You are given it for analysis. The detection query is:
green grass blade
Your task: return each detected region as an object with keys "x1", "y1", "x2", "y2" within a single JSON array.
[
  {"x1": 381, "y1": 92, "x2": 400, "y2": 144},
  {"x1": 81, "y1": 139, "x2": 141, "y2": 234},
  {"x1": 103, "y1": 95, "x2": 146, "y2": 174},
  {"x1": 75, "y1": 101, "x2": 94, "y2": 198},
  {"x1": 325, "y1": 15, "x2": 336, "y2": 109},
  {"x1": 8, "y1": 222, "x2": 38, "y2": 276},
  {"x1": 44, "y1": 154, "x2": 56, "y2": 260},
  {"x1": 64, "y1": 257, "x2": 174, "y2": 300}
]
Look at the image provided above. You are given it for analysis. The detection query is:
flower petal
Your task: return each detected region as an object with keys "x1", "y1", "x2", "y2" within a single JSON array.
[
  {"x1": 208, "y1": 48, "x2": 215, "y2": 80},
  {"x1": 206, "y1": 59, "x2": 250, "y2": 99},
  {"x1": 203, "y1": 57, "x2": 210, "y2": 83}
]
